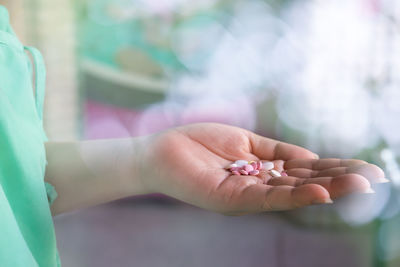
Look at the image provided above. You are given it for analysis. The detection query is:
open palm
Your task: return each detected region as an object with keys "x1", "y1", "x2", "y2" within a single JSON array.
[{"x1": 143, "y1": 123, "x2": 385, "y2": 215}]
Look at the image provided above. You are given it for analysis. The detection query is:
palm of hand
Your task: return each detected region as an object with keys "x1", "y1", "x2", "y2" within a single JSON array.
[{"x1": 145, "y1": 123, "x2": 385, "y2": 215}]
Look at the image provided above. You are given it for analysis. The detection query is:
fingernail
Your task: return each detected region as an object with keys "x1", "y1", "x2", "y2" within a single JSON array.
[
  {"x1": 312, "y1": 198, "x2": 333, "y2": 205},
  {"x1": 313, "y1": 153, "x2": 320, "y2": 159},
  {"x1": 364, "y1": 188, "x2": 375, "y2": 194},
  {"x1": 378, "y1": 178, "x2": 390, "y2": 183}
]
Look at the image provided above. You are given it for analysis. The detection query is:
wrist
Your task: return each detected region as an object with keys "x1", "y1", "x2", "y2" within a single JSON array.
[
  {"x1": 131, "y1": 131, "x2": 177, "y2": 197},
  {"x1": 125, "y1": 135, "x2": 159, "y2": 196}
]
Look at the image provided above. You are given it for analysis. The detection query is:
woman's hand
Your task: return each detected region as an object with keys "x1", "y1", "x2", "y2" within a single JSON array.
[
  {"x1": 46, "y1": 122, "x2": 386, "y2": 216},
  {"x1": 140, "y1": 123, "x2": 386, "y2": 215}
]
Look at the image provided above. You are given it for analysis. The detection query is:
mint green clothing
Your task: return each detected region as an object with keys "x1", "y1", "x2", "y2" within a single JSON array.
[{"x1": 0, "y1": 6, "x2": 60, "y2": 267}]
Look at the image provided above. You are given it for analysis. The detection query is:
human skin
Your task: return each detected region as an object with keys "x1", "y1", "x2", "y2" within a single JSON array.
[{"x1": 45, "y1": 123, "x2": 386, "y2": 216}]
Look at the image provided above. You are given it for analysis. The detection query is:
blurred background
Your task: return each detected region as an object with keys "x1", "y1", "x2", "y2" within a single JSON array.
[{"x1": 2, "y1": 0, "x2": 400, "y2": 266}]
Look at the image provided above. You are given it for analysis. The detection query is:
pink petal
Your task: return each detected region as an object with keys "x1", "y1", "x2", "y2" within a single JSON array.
[
  {"x1": 240, "y1": 170, "x2": 249, "y2": 175},
  {"x1": 244, "y1": 164, "x2": 254, "y2": 172},
  {"x1": 249, "y1": 170, "x2": 260, "y2": 176}
]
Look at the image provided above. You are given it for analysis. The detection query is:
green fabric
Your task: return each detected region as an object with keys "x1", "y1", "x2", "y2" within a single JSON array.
[
  {"x1": 0, "y1": 6, "x2": 60, "y2": 267},
  {"x1": 45, "y1": 182, "x2": 58, "y2": 206}
]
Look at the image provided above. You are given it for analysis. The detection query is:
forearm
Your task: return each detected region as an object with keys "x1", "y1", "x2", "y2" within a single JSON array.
[{"x1": 44, "y1": 137, "x2": 149, "y2": 215}]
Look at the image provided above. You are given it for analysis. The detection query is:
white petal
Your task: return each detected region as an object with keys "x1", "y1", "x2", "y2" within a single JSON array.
[
  {"x1": 234, "y1": 160, "x2": 249, "y2": 167},
  {"x1": 270, "y1": 169, "x2": 281, "y2": 177},
  {"x1": 261, "y1": 161, "x2": 274, "y2": 171}
]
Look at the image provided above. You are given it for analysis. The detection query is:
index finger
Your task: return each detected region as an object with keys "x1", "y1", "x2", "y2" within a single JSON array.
[
  {"x1": 284, "y1": 158, "x2": 367, "y2": 170},
  {"x1": 249, "y1": 133, "x2": 318, "y2": 161}
]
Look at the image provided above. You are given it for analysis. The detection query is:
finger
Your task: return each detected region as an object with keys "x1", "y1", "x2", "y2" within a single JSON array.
[
  {"x1": 287, "y1": 164, "x2": 386, "y2": 183},
  {"x1": 347, "y1": 163, "x2": 386, "y2": 183},
  {"x1": 286, "y1": 167, "x2": 346, "y2": 178},
  {"x1": 284, "y1": 158, "x2": 367, "y2": 170},
  {"x1": 286, "y1": 168, "x2": 317, "y2": 178},
  {"x1": 249, "y1": 133, "x2": 318, "y2": 161},
  {"x1": 267, "y1": 174, "x2": 371, "y2": 199},
  {"x1": 236, "y1": 184, "x2": 332, "y2": 212}
]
